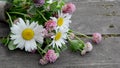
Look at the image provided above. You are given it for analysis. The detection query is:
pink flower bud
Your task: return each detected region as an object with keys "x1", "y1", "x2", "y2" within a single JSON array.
[
  {"x1": 44, "y1": 50, "x2": 58, "y2": 63},
  {"x1": 62, "y1": 2, "x2": 76, "y2": 14},
  {"x1": 92, "y1": 33, "x2": 102, "y2": 44},
  {"x1": 42, "y1": 29, "x2": 48, "y2": 37},
  {"x1": 85, "y1": 42, "x2": 93, "y2": 52},
  {"x1": 81, "y1": 42, "x2": 93, "y2": 55},
  {"x1": 33, "y1": 0, "x2": 45, "y2": 7},
  {"x1": 39, "y1": 57, "x2": 48, "y2": 65},
  {"x1": 69, "y1": 33, "x2": 75, "y2": 39},
  {"x1": 45, "y1": 20, "x2": 57, "y2": 32}
]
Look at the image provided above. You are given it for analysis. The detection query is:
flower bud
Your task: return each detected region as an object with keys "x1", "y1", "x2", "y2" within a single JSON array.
[
  {"x1": 85, "y1": 42, "x2": 93, "y2": 52},
  {"x1": 62, "y1": 2, "x2": 76, "y2": 14},
  {"x1": 92, "y1": 33, "x2": 102, "y2": 44},
  {"x1": 39, "y1": 57, "x2": 48, "y2": 65},
  {"x1": 33, "y1": 0, "x2": 45, "y2": 7}
]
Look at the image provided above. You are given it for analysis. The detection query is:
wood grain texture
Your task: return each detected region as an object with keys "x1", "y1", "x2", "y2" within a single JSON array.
[
  {"x1": 0, "y1": 1, "x2": 120, "y2": 68},
  {"x1": 0, "y1": 37, "x2": 120, "y2": 68},
  {"x1": 71, "y1": 2, "x2": 120, "y2": 34}
]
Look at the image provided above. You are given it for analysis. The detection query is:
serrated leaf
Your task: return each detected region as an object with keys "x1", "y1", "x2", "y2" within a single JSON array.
[{"x1": 8, "y1": 41, "x2": 16, "y2": 50}]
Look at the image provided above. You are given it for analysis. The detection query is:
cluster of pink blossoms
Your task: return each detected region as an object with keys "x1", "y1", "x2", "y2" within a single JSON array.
[{"x1": 39, "y1": 50, "x2": 59, "y2": 65}]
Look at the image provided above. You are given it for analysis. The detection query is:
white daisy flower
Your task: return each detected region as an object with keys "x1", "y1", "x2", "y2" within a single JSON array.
[
  {"x1": 51, "y1": 11, "x2": 72, "y2": 32},
  {"x1": 10, "y1": 18, "x2": 44, "y2": 52},
  {"x1": 50, "y1": 30, "x2": 67, "y2": 48}
]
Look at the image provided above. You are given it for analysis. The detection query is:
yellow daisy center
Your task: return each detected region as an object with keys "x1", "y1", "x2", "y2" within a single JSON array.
[
  {"x1": 57, "y1": 17, "x2": 64, "y2": 26},
  {"x1": 55, "y1": 32, "x2": 62, "y2": 41},
  {"x1": 22, "y1": 28, "x2": 34, "y2": 40}
]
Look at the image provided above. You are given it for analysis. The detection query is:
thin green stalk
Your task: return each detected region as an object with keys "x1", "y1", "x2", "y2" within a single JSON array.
[
  {"x1": 67, "y1": 32, "x2": 84, "y2": 44},
  {"x1": 6, "y1": 12, "x2": 13, "y2": 26},
  {"x1": 44, "y1": 44, "x2": 50, "y2": 52},
  {"x1": 44, "y1": 39, "x2": 50, "y2": 51},
  {"x1": 37, "y1": 10, "x2": 48, "y2": 22},
  {"x1": 74, "y1": 35, "x2": 84, "y2": 44},
  {"x1": 37, "y1": 45, "x2": 46, "y2": 54},
  {"x1": 9, "y1": 12, "x2": 31, "y2": 18},
  {"x1": 73, "y1": 31, "x2": 92, "y2": 39},
  {"x1": 37, "y1": 48, "x2": 43, "y2": 57}
]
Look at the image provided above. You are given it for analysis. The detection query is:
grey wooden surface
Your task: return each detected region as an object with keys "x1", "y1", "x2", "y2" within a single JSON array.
[
  {"x1": 71, "y1": 1, "x2": 120, "y2": 34},
  {"x1": 0, "y1": 1, "x2": 11, "y2": 22},
  {"x1": 0, "y1": 0, "x2": 120, "y2": 68},
  {"x1": 0, "y1": 37, "x2": 120, "y2": 68}
]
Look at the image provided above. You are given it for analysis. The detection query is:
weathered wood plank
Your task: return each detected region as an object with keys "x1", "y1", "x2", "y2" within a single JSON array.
[
  {"x1": 69, "y1": 0, "x2": 119, "y2": 2},
  {"x1": 0, "y1": 37, "x2": 120, "y2": 68},
  {"x1": 71, "y1": 2, "x2": 120, "y2": 34},
  {"x1": 1, "y1": 2, "x2": 120, "y2": 37}
]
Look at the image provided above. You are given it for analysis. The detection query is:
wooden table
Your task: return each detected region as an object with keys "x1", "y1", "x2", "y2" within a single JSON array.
[{"x1": 0, "y1": 0, "x2": 120, "y2": 68}]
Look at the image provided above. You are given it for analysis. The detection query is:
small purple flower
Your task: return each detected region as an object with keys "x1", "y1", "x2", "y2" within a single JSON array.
[
  {"x1": 92, "y1": 33, "x2": 102, "y2": 44},
  {"x1": 44, "y1": 50, "x2": 58, "y2": 63},
  {"x1": 33, "y1": 0, "x2": 45, "y2": 7},
  {"x1": 62, "y1": 2, "x2": 76, "y2": 14}
]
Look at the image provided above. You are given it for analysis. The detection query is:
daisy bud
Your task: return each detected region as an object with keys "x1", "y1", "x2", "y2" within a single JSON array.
[
  {"x1": 69, "y1": 33, "x2": 75, "y2": 39},
  {"x1": 92, "y1": 33, "x2": 102, "y2": 44},
  {"x1": 62, "y1": 2, "x2": 76, "y2": 14},
  {"x1": 39, "y1": 57, "x2": 48, "y2": 65},
  {"x1": 85, "y1": 42, "x2": 93, "y2": 52},
  {"x1": 81, "y1": 50, "x2": 87, "y2": 56},
  {"x1": 33, "y1": 0, "x2": 45, "y2": 7},
  {"x1": 45, "y1": 20, "x2": 57, "y2": 32},
  {"x1": 81, "y1": 42, "x2": 93, "y2": 55},
  {"x1": 45, "y1": 50, "x2": 58, "y2": 63}
]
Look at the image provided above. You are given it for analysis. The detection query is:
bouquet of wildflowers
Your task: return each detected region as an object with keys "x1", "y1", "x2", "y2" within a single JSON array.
[{"x1": 1, "y1": 0, "x2": 102, "y2": 65}]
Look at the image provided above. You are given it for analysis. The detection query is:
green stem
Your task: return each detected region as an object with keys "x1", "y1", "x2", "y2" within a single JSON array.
[
  {"x1": 9, "y1": 12, "x2": 31, "y2": 18},
  {"x1": 74, "y1": 35, "x2": 84, "y2": 44},
  {"x1": 79, "y1": 49, "x2": 82, "y2": 51},
  {"x1": 37, "y1": 48, "x2": 43, "y2": 57},
  {"x1": 73, "y1": 31, "x2": 92, "y2": 39},
  {"x1": 37, "y1": 45, "x2": 46, "y2": 54},
  {"x1": 37, "y1": 10, "x2": 48, "y2": 22},
  {"x1": 6, "y1": 12, "x2": 13, "y2": 26},
  {"x1": 67, "y1": 32, "x2": 85, "y2": 44},
  {"x1": 44, "y1": 44, "x2": 50, "y2": 52}
]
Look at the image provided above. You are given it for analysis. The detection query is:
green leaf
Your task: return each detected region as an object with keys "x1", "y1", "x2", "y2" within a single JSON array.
[
  {"x1": 1, "y1": 37, "x2": 10, "y2": 46},
  {"x1": 8, "y1": 41, "x2": 16, "y2": 50},
  {"x1": 50, "y1": 1, "x2": 58, "y2": 12},
  {"x1": 69, "y1": 40, "x2": 84, "y2": 52},
  {"x1": 27, "y1": 5, "x2": 36, "y2": 15}
]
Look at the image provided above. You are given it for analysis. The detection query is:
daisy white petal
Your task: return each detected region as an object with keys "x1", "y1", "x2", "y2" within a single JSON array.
[{"x1": 10, "y1": 18, "x2": 44, "y2": 52}]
